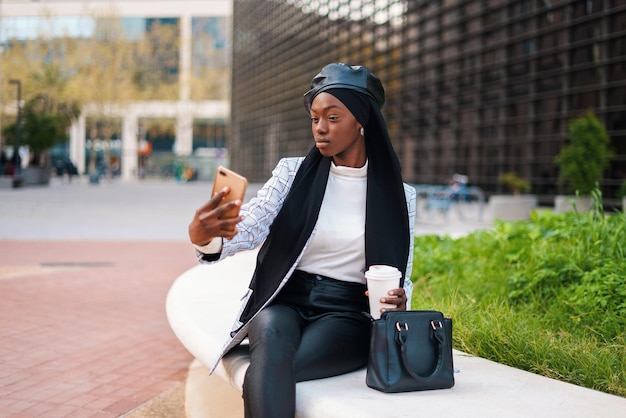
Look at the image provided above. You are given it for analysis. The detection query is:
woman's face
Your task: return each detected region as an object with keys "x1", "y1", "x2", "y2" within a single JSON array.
[{"x1": 310, "y1": 92, "x2": 365, "y2": 168}]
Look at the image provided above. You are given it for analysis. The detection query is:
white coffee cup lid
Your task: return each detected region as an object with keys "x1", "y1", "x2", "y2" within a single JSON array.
[{"x1": 365, "y1": 265, "x2": 401, "y2": 278}]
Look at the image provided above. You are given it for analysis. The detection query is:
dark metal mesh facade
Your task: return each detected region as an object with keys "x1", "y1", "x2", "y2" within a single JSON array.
[{"x1": 231, "y1": 0, "x2": 626, "y2": 204}]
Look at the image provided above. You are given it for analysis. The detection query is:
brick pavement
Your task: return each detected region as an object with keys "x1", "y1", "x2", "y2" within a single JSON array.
[
  {"x1": 0, "y1": 240, "x2": 196, "y2": 418},
  {"x1": 0, "y1": 177, "x2": 263, "y2": 418}
]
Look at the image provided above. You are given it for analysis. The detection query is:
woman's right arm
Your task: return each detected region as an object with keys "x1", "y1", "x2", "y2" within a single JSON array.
[{"x1": 192, "y1": 157, "x2": 303, "y2": 263}]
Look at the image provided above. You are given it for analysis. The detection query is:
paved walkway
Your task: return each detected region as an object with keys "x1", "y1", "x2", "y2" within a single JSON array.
[
  {"x1": 0, "y1": 176, "x2": 491, "y2": 417},
  {"x1": 0, "y1": 241, "x2": 193, "y2": 417},
  {"x1": 0, "y1": 178, "x2": 225, "y2": 417}
]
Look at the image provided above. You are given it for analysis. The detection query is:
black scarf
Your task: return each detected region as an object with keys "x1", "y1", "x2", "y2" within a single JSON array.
[{"x1": 238, "y1": 94, "x2": 410, "y2": 324}]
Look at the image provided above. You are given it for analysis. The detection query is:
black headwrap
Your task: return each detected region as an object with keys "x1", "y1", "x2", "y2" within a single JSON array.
[
  {"x1": 326, "y1": 88, "x2": 371, "y2": 126},
  {"x1": 238, "y1": 64, "x2": 410, "y2": 325}
]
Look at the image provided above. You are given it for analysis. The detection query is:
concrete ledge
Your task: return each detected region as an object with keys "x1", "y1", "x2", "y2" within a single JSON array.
[
  {"x1": 167, "y1": 250, "x2": 626, "y2": 418},
  {"x1": 486, "y1": 195, "x2": 538, "y2": 221},
  {"x1": 0, "y1": 175, "x2": 21, "y2": 188}
]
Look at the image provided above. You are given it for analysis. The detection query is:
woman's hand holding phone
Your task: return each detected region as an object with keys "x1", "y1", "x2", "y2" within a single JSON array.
[
  {"x1": 188, "y1": 167, "x2": 247, "y2": 246},
  {"x1": 210, "y1": 166, "x2": 248, "y2": 218}
]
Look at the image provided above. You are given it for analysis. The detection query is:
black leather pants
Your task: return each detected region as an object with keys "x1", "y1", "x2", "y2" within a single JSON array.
[{"x1": 242, "y1": 270, "x2": 371, "y2": 418}]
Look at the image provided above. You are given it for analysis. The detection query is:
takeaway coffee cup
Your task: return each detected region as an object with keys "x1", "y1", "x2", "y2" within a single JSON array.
[{"x1": 365, "y1": 265, "x2": 401, "y2": 319}]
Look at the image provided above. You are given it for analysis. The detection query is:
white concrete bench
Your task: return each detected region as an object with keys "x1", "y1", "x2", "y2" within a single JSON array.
[{"x1": 166, "y1": 250, "x2": 626, "y2": 418}]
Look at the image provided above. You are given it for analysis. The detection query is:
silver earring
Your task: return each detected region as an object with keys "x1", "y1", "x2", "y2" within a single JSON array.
[{"x1": 360, "y1": 127, "x2": 364, "y2": 136}]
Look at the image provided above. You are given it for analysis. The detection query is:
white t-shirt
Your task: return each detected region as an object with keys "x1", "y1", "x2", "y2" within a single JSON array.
[{"x1": 297, "y1": 161, "x2": 367, "y2": 284}]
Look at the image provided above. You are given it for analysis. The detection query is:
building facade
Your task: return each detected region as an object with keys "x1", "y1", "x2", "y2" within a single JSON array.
[
  {"x1": 230, "y1": 0, "x2": 625, "y2": 205},
  {"x1": 1, "y1": 0, "x2": 231, "y2": 181}
]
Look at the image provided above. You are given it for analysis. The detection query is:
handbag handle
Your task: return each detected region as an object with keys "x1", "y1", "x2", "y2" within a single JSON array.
[{"x1": 396, "y1": 320, "x2": 445, "y2": 382}]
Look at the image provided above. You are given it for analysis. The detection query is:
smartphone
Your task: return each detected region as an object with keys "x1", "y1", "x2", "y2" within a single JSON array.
[{"x1": 212, "y1": 166, "x2": 248, "y2": 219}]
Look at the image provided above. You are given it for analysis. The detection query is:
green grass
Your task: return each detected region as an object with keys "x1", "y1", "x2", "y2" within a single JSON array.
[{"x1": 410, "y1": 199, "x2": 626, "y2": 397}]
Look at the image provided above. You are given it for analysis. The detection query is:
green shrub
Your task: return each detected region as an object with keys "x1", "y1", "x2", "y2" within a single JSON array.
[
  {"x1": 411, "y1": 198, "x2": 626, "y2": 397},
  {"x1": 498, "y1": 172, "x2": 531, "y2": 195},
  {"x1": 554, "y1": 111, "x2": 614, "y2": 195}
]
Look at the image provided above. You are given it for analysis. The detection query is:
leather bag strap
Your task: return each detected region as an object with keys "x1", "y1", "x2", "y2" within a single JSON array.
[{"x1": 396, "y1": 320, "x2": 445, "y2": 382}]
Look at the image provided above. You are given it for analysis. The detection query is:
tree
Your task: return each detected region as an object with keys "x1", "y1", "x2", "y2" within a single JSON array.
[
  {"x1": 555, "y1": 111, "x2": 614, "y2": 195},
  {"x1": 2, "y1": 98, "x2": 70, "y2": 166}
]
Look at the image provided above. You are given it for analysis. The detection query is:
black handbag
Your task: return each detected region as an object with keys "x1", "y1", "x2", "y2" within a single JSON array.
[{"x1": 366, "y1": 310, "x2": 455, "y2": 393}]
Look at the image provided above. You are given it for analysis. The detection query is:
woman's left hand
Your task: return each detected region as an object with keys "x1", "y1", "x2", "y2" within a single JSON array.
[{"x1": 381, "y1": 288, "x2": 407, "y2": 311}]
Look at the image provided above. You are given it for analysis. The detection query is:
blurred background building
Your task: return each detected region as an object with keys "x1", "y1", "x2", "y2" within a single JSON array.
[
  {"x1": 1, "y1": 0, "x2": 625, "y2": 205},
  {"x1": 1, "y1": 0, "x2": 231, "y2": 181},
  {"x1": 230, "y1": 0, "x2": 625, "y2": 205}
]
